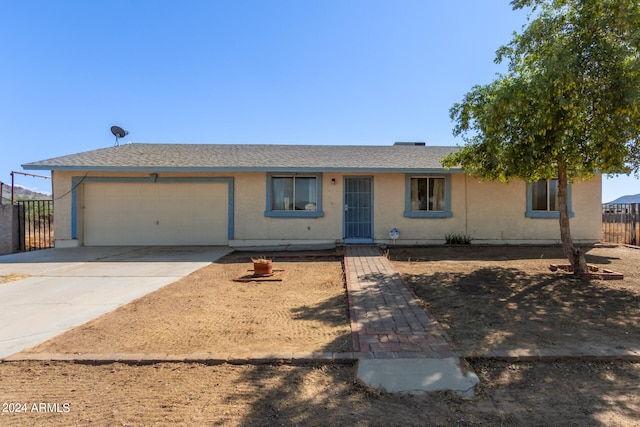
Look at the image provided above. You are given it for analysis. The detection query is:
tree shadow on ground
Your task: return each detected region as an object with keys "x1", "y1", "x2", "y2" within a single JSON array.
[
  {"x1": 389, "y1": 245, "x2": 617, "y2": 265},
  {"x1": 282, "y1": 293, "x2": 353, "y2": 354},
  {"x1": 226, "y1": 363, "x2": 461, "y2": 426},
  {"x1": 217, "y1": 250, "x2": 344, "y2": 265},
  {"x1": 402, "y1": 267, "x2": 640, "y2": 352},
  {"x1": 470, "y1": 359, "x2": 640, "y2": 425},
  {"x1": 228, "y1": 360, "x2": 640, "y2": 426},
  {"x1": 290, "y1": 293, "x2": 351, "y2": 330}
]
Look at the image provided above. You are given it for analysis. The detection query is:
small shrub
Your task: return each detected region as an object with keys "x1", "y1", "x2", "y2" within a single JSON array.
[{"x1": 445, "y1": 233, "x2": 473, "y2": 245}]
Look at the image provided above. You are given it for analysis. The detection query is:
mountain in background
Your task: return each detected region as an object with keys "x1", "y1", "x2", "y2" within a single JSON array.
[
  {"x1": 1, "y1": 184, "x2": 51, "y2": 202},
  {"x1": 606, "y1": 193, "x2": 640, "y2": 204}
]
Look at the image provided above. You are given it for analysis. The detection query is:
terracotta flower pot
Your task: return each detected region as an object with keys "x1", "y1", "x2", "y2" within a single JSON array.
[{"x1": 253, "y1": 260, "x2": 273, "y2": 276}]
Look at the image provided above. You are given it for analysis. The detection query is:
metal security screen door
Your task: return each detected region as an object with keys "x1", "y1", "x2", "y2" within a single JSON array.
[{"x1": 344, "y1": 177, "x2": 373, "y2": 242}]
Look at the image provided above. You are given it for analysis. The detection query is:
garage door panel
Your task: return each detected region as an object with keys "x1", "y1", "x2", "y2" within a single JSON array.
[{"x1": 83, "y1": 182, "x2": 228, "y2": 246}]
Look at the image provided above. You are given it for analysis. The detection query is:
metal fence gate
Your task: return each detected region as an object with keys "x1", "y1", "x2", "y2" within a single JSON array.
[
  {"x1": 16, "y1": 200, "x2": 54, "y2": 251},
  {"x1": 602, "y1": 203, "x2": 639, "y2": 246}
]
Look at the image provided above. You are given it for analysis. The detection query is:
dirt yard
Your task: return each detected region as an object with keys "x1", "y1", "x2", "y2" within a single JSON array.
[
  {"x1": 25, "y1": 251, "x2": 352, "y2": 356},
  {"x1": 1, "y1": 246, "x2": 639, "y2": 426},
  {"x1": 1, "y1": 360, "x2": 638, "y2": 426},
  {"x1": 390, "y1": 245, "x2": 640, "y2": 355}
]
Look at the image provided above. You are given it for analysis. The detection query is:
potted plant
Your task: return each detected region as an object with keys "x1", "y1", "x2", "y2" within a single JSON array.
[{"x1": 251, "y1": 257, "x2": 273, "y2": 276}]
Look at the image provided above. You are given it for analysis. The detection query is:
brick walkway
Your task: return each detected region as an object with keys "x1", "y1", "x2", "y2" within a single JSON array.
[{"x1": 344, "y1": 245, "x2": 457, "y2": 359}]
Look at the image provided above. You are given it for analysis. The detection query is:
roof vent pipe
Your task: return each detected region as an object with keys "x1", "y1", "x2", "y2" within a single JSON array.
[{"x1": 393, "y1": 142, "x2": 426, "y2": 146}]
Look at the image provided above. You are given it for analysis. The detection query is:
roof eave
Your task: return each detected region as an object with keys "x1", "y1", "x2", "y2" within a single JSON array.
[{"x1": 22, "y1": 164, "x2": 464, "y2": 174}]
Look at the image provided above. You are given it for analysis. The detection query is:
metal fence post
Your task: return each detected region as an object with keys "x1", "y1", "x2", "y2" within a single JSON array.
[{"x1": 632, "y1": 203, "x2": 638, "y2": 246}]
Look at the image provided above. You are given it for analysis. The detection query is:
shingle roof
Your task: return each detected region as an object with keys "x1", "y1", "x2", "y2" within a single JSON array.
[{"x1": 22, "y1": 143, "x2": 461, "y2": 172}]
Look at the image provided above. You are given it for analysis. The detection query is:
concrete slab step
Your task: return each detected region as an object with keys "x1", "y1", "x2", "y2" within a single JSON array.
[{"x1": 356, "y1": 357, "x2": 479, "y2": 397}]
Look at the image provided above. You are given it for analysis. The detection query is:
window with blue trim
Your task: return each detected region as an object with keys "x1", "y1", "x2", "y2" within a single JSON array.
[
  {"x1": 532, "y1": 179, "x2": 558, "y2": 211},
  {"x1": 404, "y1": 174, "x2": 452, "y2": 218},
  {"x1": 265, "y1": 173, "x2": 324, "y2": 218},
  {"x1": 526, "y1": 179, "x2": 573, "y2": 218}
]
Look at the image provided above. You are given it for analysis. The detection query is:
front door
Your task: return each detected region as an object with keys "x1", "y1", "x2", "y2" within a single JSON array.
[{"x1": 343, "y1": 177, "x2": 373, "y2": 243}]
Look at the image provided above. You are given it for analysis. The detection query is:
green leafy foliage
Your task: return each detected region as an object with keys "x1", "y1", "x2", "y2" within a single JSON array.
[
  {"x1": 443, "y1": 0, "x2": 640, "y2": 181},
  {"x1": 442, "y1": 0, "x2": 640, "y2": 273}
]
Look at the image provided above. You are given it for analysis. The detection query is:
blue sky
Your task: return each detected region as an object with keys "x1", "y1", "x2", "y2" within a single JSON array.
[{"x1": 1, "y1": 0, "x2": 637, "y2": 202}]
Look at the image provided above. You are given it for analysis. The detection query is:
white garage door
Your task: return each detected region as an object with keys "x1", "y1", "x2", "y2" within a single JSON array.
[{"x1": 83, "y1": 182, "x2": 229, "y2": 245}]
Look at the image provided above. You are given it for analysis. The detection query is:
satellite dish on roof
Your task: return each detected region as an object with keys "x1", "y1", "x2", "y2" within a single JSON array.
[{"x1": 110, "y1": 126, "x2": 129, "y2": 146}]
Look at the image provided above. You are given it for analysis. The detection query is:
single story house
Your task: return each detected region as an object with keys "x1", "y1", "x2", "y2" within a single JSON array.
[{"x1": 22, "y1": 143, "x2": 602, "y2": 248}]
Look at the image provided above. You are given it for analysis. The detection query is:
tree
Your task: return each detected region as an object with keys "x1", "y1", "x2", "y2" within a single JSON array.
[{"x1": 442, "y1": 0, "x2": 640, "y2": 274}]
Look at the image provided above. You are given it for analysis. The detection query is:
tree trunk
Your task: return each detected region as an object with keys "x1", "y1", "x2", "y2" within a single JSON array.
[{"x1": 557, "y1": 166, "x2": 588, "y2": 275}]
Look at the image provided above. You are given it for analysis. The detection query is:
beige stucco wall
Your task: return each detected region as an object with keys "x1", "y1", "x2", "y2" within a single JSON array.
[
  {"x1": 230, "y1": 172, "x2": 343, "y2": 245},
  {"x1": 51, "y1": 170, "x2": 75, "y2": 247},
  {"x1": 50, "y1": 170, "x2": 346, "y2": 247},
  {"x1": 461, "y1": 174, "x2": 602, "y2": 244},
  {"x1": 51, "y1": 170, "x2": 602, "y2": 247}
]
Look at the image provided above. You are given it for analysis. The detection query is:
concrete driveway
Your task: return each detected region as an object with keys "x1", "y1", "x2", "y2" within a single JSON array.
[{"x1": 0, "y1": 246, "x2": 233, "y2": 359}]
